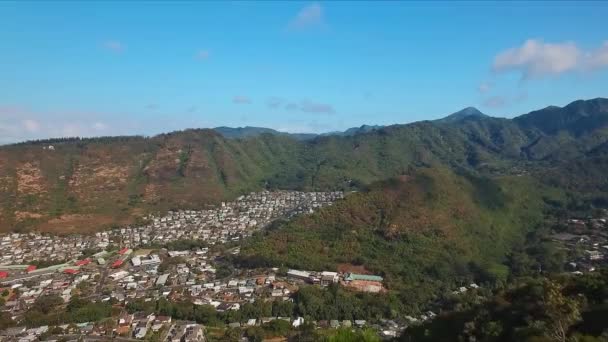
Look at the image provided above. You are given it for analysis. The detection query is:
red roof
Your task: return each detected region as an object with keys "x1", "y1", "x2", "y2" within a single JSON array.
[
  {"x1": 63, "y1": 269, "x2": 79, "y2": 275},
  {"x1": 111, "y1": 260, "x2": 124, "y2": 268},
  {"x1": 75, "y1": 259, "x2": 91, "y2": 266},
  {"x1": 26, "y1": 265, "x2": 37, "y2": 272},
  {"x1": 118, "y1": 248, "x2": 129, "y2": 255},
  {"x1": 0, "y1": 271, "x2": 8, "y2": 278}
]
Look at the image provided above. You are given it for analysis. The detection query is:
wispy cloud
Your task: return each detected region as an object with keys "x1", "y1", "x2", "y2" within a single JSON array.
[
  {"x1": 482, "y1": 92, "x2": 528, "y2": 109},
  {"x1": 92, "y1": 122, "x2": 108, "y2": 131},
  {"x1": 588, "y1": 41, "x2": 608, "y2": 69},
  {"x1": 232, "y1": 96, "x2": 252, "y2": 104},
  {"x1": 298, "y1": 100, "x2": 335, "y2": 114},
  {"x1": 22, "y1": 119, "x2": 41, "y2": 133},
  {"x1": 266, "y1": 97, "x2": 284, "y2": 109},
  {"x1": 287, "y1": 3, "x2": 325, "y2": 31},
  {"x1": 195, "y1": 50, "x2": 210, "y2": 60},
  {"x1": 482, "y1": 96, "x2": 506, "y2": 108},
  {"x1": 102, "y1": 40, "x2": 125, "y2": 53},
  {"x1": 281, "y1": 99, "x2": 335, "y2": 114},
  {"x1": 478, "y1": 82, "x2": 492, "y2": 94},
  {"x1": 285, "y1": 103, "x2": 299, "y2": 111},
  {"x1": 145, "y1": 104, "x2": 158, "y2": 110},
  {"x1": 492, "y1": 39, "x2": 608, "y2": 79}
]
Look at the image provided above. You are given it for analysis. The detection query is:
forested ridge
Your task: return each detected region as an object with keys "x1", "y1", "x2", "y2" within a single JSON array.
[{"x1": 1, "y1": 98, "x2": 607, "y2": 233}]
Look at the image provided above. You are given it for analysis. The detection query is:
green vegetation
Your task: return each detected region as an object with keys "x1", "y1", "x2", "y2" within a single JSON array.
[
  {"x1": 1, "y1": 98, "x2": 607, "y2": 233},
  {"x1": 401, "y1": 270, "x2": 608, "y2": 342},
  {"x1": 239, "y1": 168, "x2": 549, "y2": 312},
  {"x1": 158, "y1": 256, "x2": 186, "y2": 272},
  {"x1": 22, "y1": 295, "x2": 114, "y2": 327}
]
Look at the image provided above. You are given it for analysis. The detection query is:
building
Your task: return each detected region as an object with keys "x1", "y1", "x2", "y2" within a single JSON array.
[{"x1": 287, "y1": 269, "x2": 310, "y2": 282}]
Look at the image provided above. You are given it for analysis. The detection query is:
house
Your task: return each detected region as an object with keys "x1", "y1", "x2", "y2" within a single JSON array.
[
  {"x1": 183, "y1": 325, "x2": 205, "y2": 341},
  {"x1": 155, "y1": 316, "x2": 172, "y2": 324},
  {"x1": 156, "y1": 274, "x2": 169, "y2": 286},
  {"x1": 321, "y1": 274, "x2": 337, "y2": 286},
  {"x1": 75, "y1": 259, "x2": 91, "y2": 266},
  {"x1": 134, "y1": 327, "x2": 147, "y2": 339},
  {"x1": 112, "y1": 260, "x2": 124, "y2": 269}
]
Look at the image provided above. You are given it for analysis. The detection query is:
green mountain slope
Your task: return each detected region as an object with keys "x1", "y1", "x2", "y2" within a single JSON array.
[
  {"x1": 239, "y1": 168, "x2": 549, "y2": 309},
  {"x1": 1, "y1": 98, "x2": 607, "y2": 233}
]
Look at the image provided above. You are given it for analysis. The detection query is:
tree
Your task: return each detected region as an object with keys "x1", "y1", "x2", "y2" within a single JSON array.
[
  {"x1": 33, "y1": 294, "x2": 64, "y2": 314},
  {"x1": 542, "y1": 280, "x2": 583, "y2": 342}
]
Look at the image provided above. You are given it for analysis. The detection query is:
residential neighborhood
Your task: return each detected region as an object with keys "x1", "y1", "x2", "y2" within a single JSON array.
[
  {"x1": 552, "y1": 214, "x2": 608, "y2": 274},
  {"x1": 0, "y1": 191, "x2": 346, "y2": 341}
]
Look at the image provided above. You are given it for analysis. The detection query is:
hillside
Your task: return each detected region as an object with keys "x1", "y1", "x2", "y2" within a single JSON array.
[
  {"x1": 0, "y1": 98, "x2": 607, "y2": 233},
  {"x1": 239, "y1": 168, "x2": 549, "y2": 309}
]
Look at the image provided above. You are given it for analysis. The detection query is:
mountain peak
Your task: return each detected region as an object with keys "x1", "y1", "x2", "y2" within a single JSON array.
[{"x1": 437, "y1": 107, "x2": 488, "y2": 123}]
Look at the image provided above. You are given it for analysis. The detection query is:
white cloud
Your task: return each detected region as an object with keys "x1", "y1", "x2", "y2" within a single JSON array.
[
  {"x1": 102, "y1": 40, "x2": 125, "y2": 53},
  {"x1": 493, "y1": 39, "x2": 580, "y2": 79},
  {"x1": 492, "y1": 39, "x2": 608, "y2": 79},
  {"x1": 232, "y1": 96, "x2": 252, "y2": 104},
  {"x1": 287, "y1": 3, "x2": 324, "y2": 31}
]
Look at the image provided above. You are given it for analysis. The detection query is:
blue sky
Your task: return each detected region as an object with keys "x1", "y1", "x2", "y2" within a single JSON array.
[{"x1": 1, "y1": 1, "x2": 607, "y2": 143}]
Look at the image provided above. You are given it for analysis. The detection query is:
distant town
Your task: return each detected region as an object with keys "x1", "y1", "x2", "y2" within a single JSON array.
[{"x1": 0, "y1": 191, "x2": 352, "y2": 341}]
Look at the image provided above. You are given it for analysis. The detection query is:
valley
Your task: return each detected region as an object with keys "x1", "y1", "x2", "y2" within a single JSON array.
[{"x1": 1, "y1": 98, "x2": 608, "y2": 341}]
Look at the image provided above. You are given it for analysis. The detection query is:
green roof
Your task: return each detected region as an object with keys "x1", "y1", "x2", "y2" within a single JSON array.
[{"x1": 345, "y1": 273, "x2": 383, "y2": 282}]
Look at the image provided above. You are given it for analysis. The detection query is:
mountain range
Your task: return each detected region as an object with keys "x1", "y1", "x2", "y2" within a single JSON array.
[
  {"x1": 212, "y1": 124, "x2": 384, "y2": 140},
  {"x1": 0, "y1": 97, "x2": 607, "y2": 233}
]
